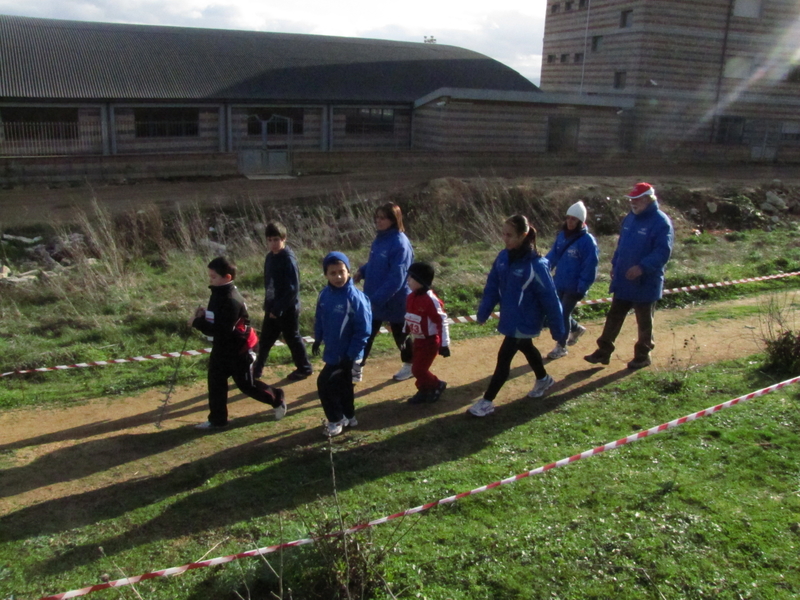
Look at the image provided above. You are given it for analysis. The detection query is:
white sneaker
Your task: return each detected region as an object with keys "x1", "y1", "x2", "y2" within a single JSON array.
[
  {"x1": 273, "y1": 400, "x2": 287, "y2": 421},
  {"x1": 528, "y1": 374, "x2": 555, "y2": 398},
  {"x1": 194, "y1": 421, "x2": 226, "y2": 430},
  {"x1": 567, "y1": 325, "x2": 587, "y2": 346},
  {"x1": 547, "y1": 344, "x2": 568, "y2": 359},
  {"x1": 467, "y1": 398, "x2": 495, "y2": 417},
  {"x1": 325, "y1": 419, "x2": 345, "y2": 437},
  {"x1": 346, "y1": 417, "x2": 358, "y2": 427},
  {"x1": 351, "y1": 362, "x2": 363, "y2": 383},
  {"x1": 393, "y1": 363, "x2": 414, "y2": 381}
]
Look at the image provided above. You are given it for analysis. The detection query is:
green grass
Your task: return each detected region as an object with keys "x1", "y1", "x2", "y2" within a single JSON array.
[{"x1": 1, "y1": 357, "x2": 798, "y2": 599}]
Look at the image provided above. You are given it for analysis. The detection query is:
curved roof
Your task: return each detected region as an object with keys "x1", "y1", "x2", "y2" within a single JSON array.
[{"x1": 0, "y1": 15, "x2": 538, "y2": 103}]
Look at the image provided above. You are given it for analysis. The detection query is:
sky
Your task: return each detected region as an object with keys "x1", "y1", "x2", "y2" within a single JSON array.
[{"x1": 0, "y1": 0, "x2": 548, "y2": 84}]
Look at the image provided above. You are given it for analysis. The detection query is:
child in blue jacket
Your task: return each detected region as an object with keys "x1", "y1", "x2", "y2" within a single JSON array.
[
  {"x1": 468, "y1": 215, "x2": 565, "y2": 418},
  {"x1": 312, "y1": 252, "x2": 372, "y2": 436},
  {"x1": 354, "y1": 202, "x2": 414, "y2": 382},
  {"x1": 544, "y1": 201, "x2": 599, "y2": 359}
]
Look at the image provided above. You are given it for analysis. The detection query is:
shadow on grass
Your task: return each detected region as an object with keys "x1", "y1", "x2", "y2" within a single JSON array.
[{"x1": 6, "y1": 366, "x2": 632, "y2": 581}]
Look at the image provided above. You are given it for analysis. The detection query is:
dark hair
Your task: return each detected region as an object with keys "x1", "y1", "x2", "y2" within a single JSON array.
[
  {"x1": 376, "y1": 202, "x2": 404, "y2": 232},
  {"x1": 505, "y1": 214, "x2": 538, "y2": 254},
  {"x1": 208, "y1": 256, "x2": 237, "y2": 279},
  {"x1": 265, "y1": 221, "x2": 287, "y2": 240}
]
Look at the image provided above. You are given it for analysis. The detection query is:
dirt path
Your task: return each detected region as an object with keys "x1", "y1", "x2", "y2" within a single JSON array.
[{"x1": 2, "y1": 292, "x2": 790, "y2": 519}]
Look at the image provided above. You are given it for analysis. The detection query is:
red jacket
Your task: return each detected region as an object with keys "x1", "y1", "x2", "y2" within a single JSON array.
[{"x1": 404, "y1": 290, "x2": 450, "y2": 348}]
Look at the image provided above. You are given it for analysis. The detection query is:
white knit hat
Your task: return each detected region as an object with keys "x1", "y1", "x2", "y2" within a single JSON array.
[{"x1": 566, "y1": 201, "x2": 587, "y2": 223}]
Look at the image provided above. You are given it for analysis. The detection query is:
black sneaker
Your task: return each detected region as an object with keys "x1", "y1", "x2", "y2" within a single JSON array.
[
  {"x1": 429, "y1": 380, "x2": 447, "y2": 403},
  {"x1": 407, "y1": 391, "x2": 428, "y2": 404},
  {"x1": 287, "y1": 369, "x2": 313, "y2": 381}
]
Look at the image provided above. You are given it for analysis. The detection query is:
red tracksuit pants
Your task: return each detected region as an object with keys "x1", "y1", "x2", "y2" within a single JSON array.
[{"x1": 412, "y1": 336, "x2": 440, "y2": 391}]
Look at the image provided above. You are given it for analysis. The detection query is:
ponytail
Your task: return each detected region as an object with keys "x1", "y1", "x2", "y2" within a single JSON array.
[{"x1": 505, "y1": 214, "x2": 538, "y2": 255}]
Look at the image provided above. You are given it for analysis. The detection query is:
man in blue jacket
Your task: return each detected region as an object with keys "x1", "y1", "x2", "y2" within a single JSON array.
[{"x1": 584, "y1": 183, "x2": 674, "y2": 370}]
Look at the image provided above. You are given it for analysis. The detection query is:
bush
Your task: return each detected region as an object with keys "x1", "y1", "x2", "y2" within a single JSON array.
[{"x1": 763, "y1": 329, "x2": 800, "y2": 375}]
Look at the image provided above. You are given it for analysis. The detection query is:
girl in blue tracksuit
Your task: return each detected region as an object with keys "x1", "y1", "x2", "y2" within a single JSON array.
[
  {"x1": 312, "y1": 252, "x2": 372, "y2": 436},
  {"x1": 354, "y1": 202, "x2": 414, "y2": 382},
  {"x1": 544, "y1": 201, "x2": 599, "y2": 359},
  {"x1": 468, "y1": 215, "x2": 565, "y2": 418}
]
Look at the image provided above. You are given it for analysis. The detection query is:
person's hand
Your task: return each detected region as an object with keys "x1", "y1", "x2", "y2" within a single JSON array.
[
  {"x1": 625, "y1": 265, "x2": 643, "y2": 280},
  {"x1": 439, "y1": 346, "x2": 451, "y2": 358},
  {"x1": 194, "y1": 306, "x2": 205, "y2": 319},
  {"x1": 269, "y1": 312, "x2": 277, "y2": 319},
  {"x1": 312, "y1": 340, "x2": 321, "y2": 357},
  {"x1": 353, "y1": 271, "x2": 363, "y2": 284}
]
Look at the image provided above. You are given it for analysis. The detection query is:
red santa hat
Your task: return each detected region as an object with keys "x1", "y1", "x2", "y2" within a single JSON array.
[{"x1": 625, "y1": 182, "x2": 656, "y2": 199}]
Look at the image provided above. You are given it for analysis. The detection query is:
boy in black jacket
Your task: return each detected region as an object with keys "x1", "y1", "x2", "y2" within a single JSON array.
[
  {"x1": 190, "y1": 256, "x2": 286, "y2": 430},
  {"x1": 254, "y1": 222, "x2": 313, "y2": 381}
]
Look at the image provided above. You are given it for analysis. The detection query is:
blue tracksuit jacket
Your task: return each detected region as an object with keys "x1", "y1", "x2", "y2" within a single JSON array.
[
  {"x1": 358, "y1": 228, "x2": 413, "y2": 322},
  {"x1": 545, "y1": 227, "x2": 599, "y2": 296},
  {"x1": 314, "y1": 279, "x2": 372, "y2": 365},
  {"x1": 477, "y1": 248, "x2": 566, "y2": 342},
  {"x1": 610, "y1": 200, "x2": 674, "y2": 303}
]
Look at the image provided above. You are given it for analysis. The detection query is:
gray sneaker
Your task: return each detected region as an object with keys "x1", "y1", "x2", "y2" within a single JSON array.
[
  {"x1": 528, "y1": 374, "x2": 555, "y2": 398},
  {"x1": 567, "y1": 325, "x2": 587, "y2": 346},
  {"x1": 393, "y1": 363, "x2": 414, "y2": 381},
  {"x1": 467, "y1": 398, "x2": 495, "y2": 417},
  {"x1": 351, "y1": 362, "x2": 363, "y2": 383},
  {"x1": 325, "y1": 419, "x2": 346, "y2": 437},
  {"x1": 547, "y1": 344, "x2": 568, "y2": 359}
]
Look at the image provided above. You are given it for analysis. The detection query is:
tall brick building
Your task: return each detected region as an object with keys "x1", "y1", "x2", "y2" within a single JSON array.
[{"x1": 540, "y1": 0, "x2": 800, "y2": 159}]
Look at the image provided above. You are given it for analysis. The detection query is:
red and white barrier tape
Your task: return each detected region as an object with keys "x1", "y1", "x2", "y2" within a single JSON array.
[
  {"x1": 39, "y1": 374, "x2": 800, "y2": 600},
  {"x1": 6, "y1": 270, "x2": 799, "y2": 378}
]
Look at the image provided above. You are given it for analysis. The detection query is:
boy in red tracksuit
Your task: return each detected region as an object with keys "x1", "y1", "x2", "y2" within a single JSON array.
[{"x1": 404, "y1": 262, "x2": 450, "y2": 404}]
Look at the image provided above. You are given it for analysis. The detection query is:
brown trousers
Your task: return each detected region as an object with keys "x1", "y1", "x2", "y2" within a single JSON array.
[{"x1": 595, "y1": 298, "x2": 656, "y2": 360}]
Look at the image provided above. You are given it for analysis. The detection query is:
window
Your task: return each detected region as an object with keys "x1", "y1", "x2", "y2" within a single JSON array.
[
  {"x1": 247, "y1": 108, "x2": 304, "y2": 136},
  {"x1": 579, "y1": 0, "x2": 587, "y2": 7},
  {"x1": 724, "y1": 56, "x2": 754, "y2": 79},
  {"x1": 591, "y1": 35, "x2": 603, "y2": 52},
  {"x1": 786, "y1": 65, "x2": 800, "y2": 83},
  {"x1": 547, "y1": 54, "x2": 557, "y2": 64},
  {"x1": 560, "y1": 54, "x2": 569, "y2": 63},
  {"x1": 715, "y1": 116, "x2": 746, "y2": 144},
  {"x1": 134, "y1": 108, "x2": 198, "y2": 138},
  {"x1": 565, "y1": 1, "x2": 573, "y2": 9},
  {"x1": 344, "y1": 108, "x2": 395, "y2": 135},
  {"x1": 733, "y1": 0, "x2": 762, "y2": 18},
  {"x1": 782, "y1": 122, "x2": 800, "y2": 141},
  {"x1": 574, "y1": 53, "x2": 584, "y2": 63},
  {"x1": 620, "y1": 9, "x2": 633, "y2": 27},
  {"x1": 0, "y1": 107, "x2": 79, "y2": 140},
  {"x1": 614, "y1": 71, "x2": 627, "y2": 89},
  {"x1": 551, "y1": 3, "x2": 560, "y2": 14}
]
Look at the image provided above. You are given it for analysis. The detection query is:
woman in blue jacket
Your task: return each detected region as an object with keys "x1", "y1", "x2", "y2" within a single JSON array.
[
  {"x1": 468, "y1": 215, "x2": 565, "y2": 418},
  {"x1": 544, "y1": 201, "x2": 599, "y2": 359},
  {"x1": 353, "y1": 202, "x2": 414, "y2": 383}
]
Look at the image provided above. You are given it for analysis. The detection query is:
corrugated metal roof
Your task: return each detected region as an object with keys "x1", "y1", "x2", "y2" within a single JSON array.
[{"x1": 0, "y1": 15, "x2": 538, "y2": 102}]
